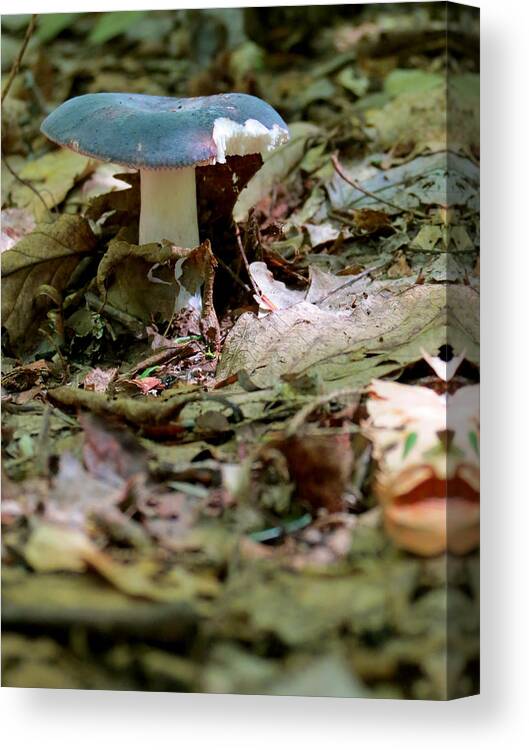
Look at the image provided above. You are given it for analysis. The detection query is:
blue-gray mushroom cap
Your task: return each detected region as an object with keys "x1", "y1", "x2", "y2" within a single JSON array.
[{"x1": 41, "y1": 92, "x2": 289, "y2": 169}]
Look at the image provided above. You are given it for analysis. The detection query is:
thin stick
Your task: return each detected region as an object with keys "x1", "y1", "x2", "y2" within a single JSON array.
[
  {"x1": 312, "y1": 262, "x2": 388, "y2": 305},
  {"x1": 234, "y1": 223, "x2": 277, "y2": 311},
  {"x1": 216, "y1": 254, "x2": 251, "y2": 293},
  {"x1": 35, "y1": 405, "x2": 51, "y2": 477},
  {"x1": 85, "y1": 291, "x2": 145, "y2": 337},
  {"x1": 286, "y1": 388, "x2": 360, "y2": 437},
  {"x1": 2, "y1": 156, "x2": 53, "y2": 220},
  {"x1": 162, "y1": 310, "x2": 176, "y2": 337},
  {"x1": 38, "y1": 328, "x2": 69, "y2": 382},
  {"x1": 331, "y1": 154, "x2": 428, "y2": 219},
  {"x1": 2, "y1": 14, "x2": 38, "y2": 103},
  {"x1": 126, "y1": 343, "x2": 197, "y2": 378},
  {"x1": 224, "y1": 162, "x2": 256, "y2": 296}
]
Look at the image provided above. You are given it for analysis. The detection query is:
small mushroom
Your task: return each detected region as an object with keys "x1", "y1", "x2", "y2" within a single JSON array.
[{"x1": 41, "y1": 92, "x2": 289, "y2": 248}]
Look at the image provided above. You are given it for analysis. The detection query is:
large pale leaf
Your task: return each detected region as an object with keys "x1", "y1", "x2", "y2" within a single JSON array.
[{"x1": 217, "y1": 278, "x2": 479, "y2": 391}]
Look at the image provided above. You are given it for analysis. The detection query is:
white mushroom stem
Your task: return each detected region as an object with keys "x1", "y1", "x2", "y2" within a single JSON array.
[{"x1": 139, "y1": 167, "x2": 199, "y2": 248}]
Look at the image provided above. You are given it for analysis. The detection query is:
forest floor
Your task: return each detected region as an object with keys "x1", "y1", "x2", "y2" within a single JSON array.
[{"x1": 1, "y1": 5, "x2": 479, "y2": 698}]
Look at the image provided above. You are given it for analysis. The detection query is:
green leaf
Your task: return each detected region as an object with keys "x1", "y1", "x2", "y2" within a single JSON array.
[
  {"x1": 0, "y1": 15, "x2": 32, "y2": 31},
  {"x1": 385, "y1": 69, "x2": 444, "y2": 97},
  {"x1": 88, "y1": 11, "x2": 147, "y2": 44},
  {"x1": 139, "y1": 366, "x2": 160, "y2": 378},
  {"x1": 410, "y1": 225, "x2": 445, "y2": 252},
  {"x1": 403, "y1": 432, "x2": 418, "y2": 459},
  {"x1": 451, "y1": 73, "x2": 479, "y2": 101},
  {"x1": 37, "y1": 13, "x2": 81, "y2": 43},
  {"x1": 468, "y1": 430, "x2": 479, "y2": 456},
  {"x1": 336, "y1": 67, "x2": 369, "y2": 97},
  {"x1": 262, "y1": 652, "x2": 367, "y2": 698}
]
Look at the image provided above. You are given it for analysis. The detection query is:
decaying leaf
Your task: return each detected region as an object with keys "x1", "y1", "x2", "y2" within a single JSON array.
[
  {"x1": 1, "y1": 215, "x2": 97, "y2": 347},
  {"x1": 278, "y1": 432, "x2": 354, "y2": 513},
  {"x1": 1, "y1": 359, "x2": 50, "y2": 393},
  {"x1": 22, "y1": 521, "x2": 206, "y2": 602},
  {"x1": 47, "y1": 386, "x2": 193, "y2": 427},
  {"x1": 96, "y1": 238, "x2": 218, "y2": 342},
  {"x1": 44, "y1": 453, "x2": 127, "y2": 528},
  {"x1": 79, "y1": 413, "x2": 149, "y2": 484},
  {"x1": 24, "y1": 523, "x2": 95, "y2": 573},
  {"x1": 218, "y1": 267, "x2": 478, "y2": 391},
  {"x1": 249, "y1": 261, "x2": 305, "y2": 313}
]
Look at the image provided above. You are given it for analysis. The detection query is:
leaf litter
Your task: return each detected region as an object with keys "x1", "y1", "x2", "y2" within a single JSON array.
[{"x1": 1, "y1": 5, "x2": 479, "y2": 699}]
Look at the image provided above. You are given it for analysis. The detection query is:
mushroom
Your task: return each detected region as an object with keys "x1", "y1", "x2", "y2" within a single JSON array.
[{"x1": 40, "y1": 92, "x2": 289, "y2": 248}]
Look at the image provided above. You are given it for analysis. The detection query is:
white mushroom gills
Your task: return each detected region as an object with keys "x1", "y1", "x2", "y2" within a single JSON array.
[{"x1": 138, "y1": 118, "x2": 288, "y2": 248}]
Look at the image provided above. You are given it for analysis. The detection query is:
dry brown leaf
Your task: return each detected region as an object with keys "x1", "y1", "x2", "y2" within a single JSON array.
[
  {"x1": 278, "y1": 432, "x2": 354, "y2": 513},
  {"x1": 1, "y1": 214, "x2": 97, "y2": 347}
]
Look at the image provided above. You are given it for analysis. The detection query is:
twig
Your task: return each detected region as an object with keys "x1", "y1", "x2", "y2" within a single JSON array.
[
  {"x1": 162, "y1": 310, "x2": 176, "y2": 337},
  {"x1": 1, "y1": 16, "x2": 56, "y2": 222},
  {"x1": 216, "y1": 254, "x2": 251, "y2": 294},
  {"x1": 286, "y1": 388, "x2": 360, "y2": 437},
  {"x1": 234, "y1": 223, "x2": 277, "y2": 311},
  {"x1": 2, "y1": 156, "x2": 53, "y2": 220},
  {"x1": 234, "y1": 223, "x2": 258, "y2": 294},
  {"x1": 331, "y1": 153, "x2": 428, "y2": 219},
  {"x1": 38, "y1": 328, "x2": 69, "y2": 382},
  {"x1": 126, "y1": 341, "x2": 198, "y2": 378},
  {"x1": 312, "y1": 262, "x2": 389, "y2": 305},
  {"x1": 35, "y1": 405, "x2": 51, "y2": 477},
  {"x1": 85, "y1": 291, "x2": 145, "y2": 337},
  {"x1": 2, "y1": 14, "x2": 38, "y2": 103},
  {"x1": 224, "y1": 162, "x2": 256, "y2": 295}
]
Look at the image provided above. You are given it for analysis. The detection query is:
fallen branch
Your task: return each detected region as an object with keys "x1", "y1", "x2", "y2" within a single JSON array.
[{"x1": 2, "y1": 14, "x2": 38, "y2": 103}]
